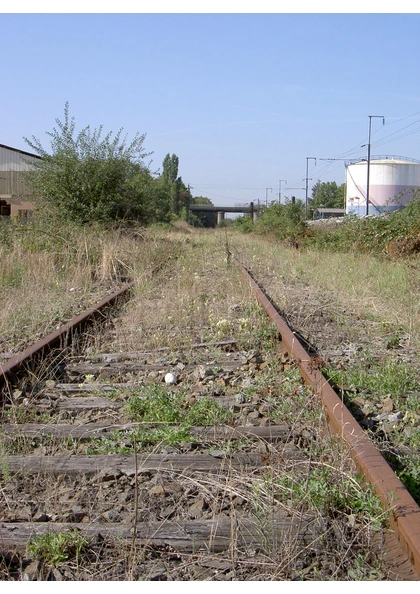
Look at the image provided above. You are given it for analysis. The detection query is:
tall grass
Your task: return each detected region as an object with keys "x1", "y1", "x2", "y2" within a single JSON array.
[
  {"x1": 229, "y1": 232, "x2": 420, "y2": 346},
  {"x1": 2, "y1": 216, "x2": 417, "y2": 353},
  {"x1": 0, "y1": 220, "x2": 162, "y2": 353}
]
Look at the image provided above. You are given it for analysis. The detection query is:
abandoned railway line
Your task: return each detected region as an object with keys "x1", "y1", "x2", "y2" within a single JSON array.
[{"x1": 0, "y1": 240, "x2": 419, "y2": 581}]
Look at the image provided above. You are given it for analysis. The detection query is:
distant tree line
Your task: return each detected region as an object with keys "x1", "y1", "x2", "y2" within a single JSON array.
[
  {"x1": 23, "y1": 103, "x2": 216, "y2": 227},
  {"x1": 233, "y1": 181, "x2": 346, "y2": 239}
]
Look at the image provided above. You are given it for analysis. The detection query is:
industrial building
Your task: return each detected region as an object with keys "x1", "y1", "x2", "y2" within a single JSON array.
[
  {"x1": 345, "y1": 155, "x2": 420, "y2": 216},
  {"x1": 0, "y1": 143, "x2": 40, "y2": 218}
]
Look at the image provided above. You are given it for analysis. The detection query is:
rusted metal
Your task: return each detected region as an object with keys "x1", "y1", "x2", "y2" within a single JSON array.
[
  {"x1": 0, "y1": 282, "x2": 133, "y2": 389},
  {"x1": 234, "y1": 257, "x2": 420, "y2": 577}
]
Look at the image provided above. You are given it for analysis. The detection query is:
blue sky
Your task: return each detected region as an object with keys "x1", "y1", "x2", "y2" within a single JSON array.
[{"x1": 2, "y1": 11, "x2": 420, "y2": 207}]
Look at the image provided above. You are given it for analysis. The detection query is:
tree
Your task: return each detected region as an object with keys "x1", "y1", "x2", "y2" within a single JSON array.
[
  {"x1": 335, "y1": 183, "x2": 346, "y2": 208},
  {"x1": 189, "y1": 196, "x2": 217, "y2": 227},
  {"x1": 310, "y1": 180, "x2": 346, "y2": 210},
  {"x1": 23, "y1": 102, "x2": 157, "y2": 224},
  {"x1": 160, "y1": 153, "x2": 193, "y2": 217},
  {"x1": 123, "y1": 172, "x2": 171, "y2": 225},
  {"x1": 161, "y1": 153, "x2": 179, "y2": 186}
]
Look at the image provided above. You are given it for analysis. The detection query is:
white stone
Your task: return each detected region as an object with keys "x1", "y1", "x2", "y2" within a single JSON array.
[{"x1": 164, "y1": 373, "x2": 178, "y2": 385}]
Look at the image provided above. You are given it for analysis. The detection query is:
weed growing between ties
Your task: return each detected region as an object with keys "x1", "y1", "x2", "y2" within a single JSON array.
[
  {"x1": 125, "y1": 383, "x2": 231, "y2": 426},
  {"x1": 49, "y1": 381, "x2": 235, "y2": 455},
  {"x1": 27, "y1": 529, "x2": 89, "y2": 566},
  {"x1": 267, "y1": 466, "x2": 386, "y2": 529},
  {"x1": 245, "y1": 462, "x2": 388, "y2": 579},
  {"x1": 0, "y1": 439, "x2": 12, "y2": 482},
  {"x1": 244, "y1": 420, "x2": 392, "y2": 580},
  {"x1": 3, "y1": 406, "x2": 53, "y2": 425},
  {"x1": 84, "y1": 427, "x2": 193, "y2": 455}
]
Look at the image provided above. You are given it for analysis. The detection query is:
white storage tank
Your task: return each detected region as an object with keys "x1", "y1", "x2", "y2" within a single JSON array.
[{"x1": 345, "y1": 156, "x2": 420, "y2": 216}]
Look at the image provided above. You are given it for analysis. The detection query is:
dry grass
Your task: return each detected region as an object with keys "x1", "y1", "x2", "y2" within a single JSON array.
[
  {"x1": 2, "y1": 222, "x2": 418, "y2": 351},
  {"x1": 229, "y1": 233, "x2": 420, "y2": 346},
  {"x1": 0, "y1": 225, "x2": 184, "y2": 355},
  {"x1": 1, "y1": 222, "x2": 416, "y2": 580},
  {"x1": 106, "y1": 229, "x2": 258, "y2": 352}
]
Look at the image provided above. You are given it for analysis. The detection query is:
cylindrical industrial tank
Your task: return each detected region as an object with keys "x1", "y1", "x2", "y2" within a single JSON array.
[{"x1": 345, "y1": 156, "x2": 420, "y2": 216}]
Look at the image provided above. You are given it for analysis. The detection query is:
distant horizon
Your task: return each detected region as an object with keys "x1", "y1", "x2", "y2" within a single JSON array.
[{"x1": 2, "y1": 13, "x2": 420, "y2": 207}]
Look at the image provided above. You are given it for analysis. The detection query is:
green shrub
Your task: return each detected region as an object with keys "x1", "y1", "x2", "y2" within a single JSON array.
[
  {"x1": 254, "y1": 202, "x2": 307, "y2": 240},
  {"x1": 304, "y1": 191, "x2": 420, "y2": 256},
  {"x1": 232, "y1": 215, "x2": 254, "y2": 233},
  {"x1": 23, "y1": 102, "x2": 170, "y2": 225}
]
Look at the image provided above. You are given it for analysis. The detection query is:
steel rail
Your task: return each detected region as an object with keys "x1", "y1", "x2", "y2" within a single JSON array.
[
  {"x1": 234, "y1": 257, "x2": 420, "y2": 577},
  {"x1": 0, "y1": 282, "x2": 134, "y2": 388}
]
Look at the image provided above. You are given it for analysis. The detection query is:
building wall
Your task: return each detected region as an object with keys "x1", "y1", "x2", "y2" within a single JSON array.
[{"x1": 0, "y1": 144, "x2": 40, "y2": 214}]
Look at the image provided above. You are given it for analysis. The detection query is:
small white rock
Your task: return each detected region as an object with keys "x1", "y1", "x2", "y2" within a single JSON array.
[{"x1": 164, "y1": 373, "x2": 178, "y2": 385}]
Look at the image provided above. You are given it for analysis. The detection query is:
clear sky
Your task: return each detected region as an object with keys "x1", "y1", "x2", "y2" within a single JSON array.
[{"x1": 2, "y1": 10, "x2": 420, "y2": 207}]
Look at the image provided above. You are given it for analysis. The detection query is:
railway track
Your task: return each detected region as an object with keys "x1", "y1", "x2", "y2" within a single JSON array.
[{"x1": 0, "y1": 255, "x2": 419, "y2": 581}]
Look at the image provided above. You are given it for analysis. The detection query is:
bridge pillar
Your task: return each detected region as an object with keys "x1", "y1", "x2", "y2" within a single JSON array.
[{"x1": 217, "y1": 211, "x2": 225, "y2": 225}]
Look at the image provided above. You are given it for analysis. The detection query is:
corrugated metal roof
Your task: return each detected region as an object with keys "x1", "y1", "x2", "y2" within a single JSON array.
[
  {"x1": 0, "y1": 145, "x2": 40, "y2": 173},
  {"x1": 0, "y1": 144, "x2": 40, "y2": 160}
]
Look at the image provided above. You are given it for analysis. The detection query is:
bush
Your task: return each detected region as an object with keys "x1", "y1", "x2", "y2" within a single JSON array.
[
  {"x1": 254, "y1": 202, "x2": 307, "y2": 240},
  {"x1": 304, "y1": 191, "x2": 420, "y2": 257},
  {"x1": 232, "y1": 215, "x2": 254, "y2": 233},
  {"x1": 23, "y1": 103, "x2": 169, "y2": 225}
]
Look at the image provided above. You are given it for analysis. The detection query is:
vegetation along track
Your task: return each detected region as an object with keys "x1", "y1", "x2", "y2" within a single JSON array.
[{"x1": 0, "y1": 230, "x2": 419, "y2": 580}]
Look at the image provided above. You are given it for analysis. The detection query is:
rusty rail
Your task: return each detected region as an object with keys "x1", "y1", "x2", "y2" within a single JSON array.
[
  {"x1": 0, "y1": 282, "x2": 134, "y2": 389},
  {"x1": 234, "y1": 257, "x2": 420, "y2": 577}
]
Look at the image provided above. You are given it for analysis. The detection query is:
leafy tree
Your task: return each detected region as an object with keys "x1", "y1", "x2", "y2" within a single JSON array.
[
  {"x1": 189, "y1": 196, "x2": 217, "y2": 227},
  {"x1": 161, "y1": 153, "x2": 180, "y2": 215},
  {"x1": 161, "y1": 153, "x2": 179, "y2": 185},
  {"x1": 177, "y1": 180, "x2": 193, "y2": 216},
  {"x1": 124, "y1": 173, "x2": 171, "y2": 225},
  {"x1": 335, "y1": 183, "x2": 346, "y2": 208},
  {"x1": 23, "y1": 102, "x2": 157, "y2": 224},
  {"x1": 310, "y1": 180, "x2": 346, "y2": 210},
  {"x1": 160, "y1": 153, "x2": 193, "y2": 217}
]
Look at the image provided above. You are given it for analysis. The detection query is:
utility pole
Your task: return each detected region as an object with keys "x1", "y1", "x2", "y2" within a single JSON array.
[
  {"x1": 278, "y1": 180, "x2": 287, "y2": 204},
  {"x1": 366, "y1": 115, "x2": 385, "y2": 216},
  {"x1": 305, "y1": 157, "x2": 316, "y2": 218},
  {"x1": 265, "y1": 187, "x2": 273, "y2": 207}
]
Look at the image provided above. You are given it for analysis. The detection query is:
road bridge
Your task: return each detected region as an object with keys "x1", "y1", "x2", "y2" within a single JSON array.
[{"x1": 188, "y1": 202, "x2": 261, "y2": 224}]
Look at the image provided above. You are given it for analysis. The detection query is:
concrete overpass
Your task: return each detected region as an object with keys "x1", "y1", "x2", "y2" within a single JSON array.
[{"x1": 188, "y1": 202, "x2": 261, "y2": 224}]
